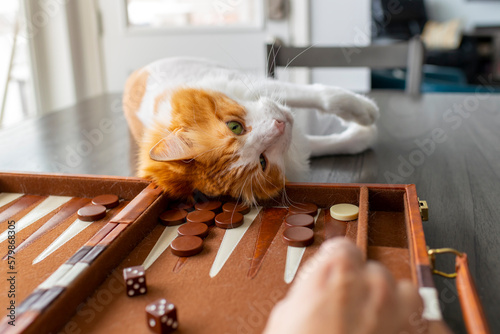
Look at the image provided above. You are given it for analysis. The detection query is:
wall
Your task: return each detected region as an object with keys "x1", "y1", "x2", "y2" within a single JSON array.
[
  {"x1": 425, "y1": 0, "x2": 500, "y2": 31},
  {"x1": 310, "y1": 0, "x2": 371, "y2": 92}
]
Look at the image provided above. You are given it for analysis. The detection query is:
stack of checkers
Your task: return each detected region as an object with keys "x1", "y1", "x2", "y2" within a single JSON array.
[
  {"x1": 77, "y1": 194, "x2": 120, "y2": 221},
  {"x1": 282, "y1": 203, "x2": 318, "y2": 247},
  {"x1": 158, "y1": 200, "x2": 251, "y2": 257}
]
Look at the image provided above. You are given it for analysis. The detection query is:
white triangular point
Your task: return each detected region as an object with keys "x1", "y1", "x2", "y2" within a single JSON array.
[
  {"x1": 142, "y1": 225, "x2": 182, "y2": 270},
  {"x1": 209, "y1": 207, "x2": 261, "y2": 278},
  {"x1": 0, "y1": 195, "x2": 72, "y2": 243},
  {"x1": 284, "y1": 210, "x2": 320, "y2": 284},
  {"x1": 0, "y1": 193, "x2": 23, "y2": 208},
  {"x1": 32, "y1": 218, "x2": 93, "y2": 264}
]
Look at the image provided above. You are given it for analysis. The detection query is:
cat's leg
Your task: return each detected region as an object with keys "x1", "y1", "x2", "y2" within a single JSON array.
[
  {"x1": 307, "y1": 123, "x2": 377, "y2": 157},
  {"x1": 258, "y1": 81, "x2": 379, "y2": 126}
]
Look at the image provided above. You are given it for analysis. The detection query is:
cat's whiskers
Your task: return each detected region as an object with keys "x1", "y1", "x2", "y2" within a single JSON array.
[
  {"x1": 280, "y1": 174, "x2": 294, "y2": 207},
  {"x1": 253, "y1": 174, "x2": 282, "y2": 206}
]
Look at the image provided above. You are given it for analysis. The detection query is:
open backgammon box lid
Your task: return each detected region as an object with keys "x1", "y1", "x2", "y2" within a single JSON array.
[{"x1": 0, "y1": 172, "x2": 487, "y2": 333}]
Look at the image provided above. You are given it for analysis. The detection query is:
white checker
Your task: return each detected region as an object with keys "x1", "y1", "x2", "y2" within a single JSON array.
[
  {"x1": 33, "y1": 218, "x2": 93, "y2": 264},
  {"x1": 0, "y1": 195, "x2": 72, "y2": 243},
  {"x1": 209, "y1": 207, "x2": 261, "y2": 278},
  {"x1": 284, "y1": 210, "x2": 320, "y2": 284},
  {"x1": 419, "y1": 287, "x2": 443, "y2": 321},
  {"x1": 142, "y1": 225, "x2": 182, "y2": 270},
  {"x1": 0, "y1": 193, "x2": 23, "y2": 208},
  {"x1": 55, "y1": 262, "x2": 89, "y2": 288},
  {"x1": 37, "y1": 263, "x2": 73, "y2": 290}
]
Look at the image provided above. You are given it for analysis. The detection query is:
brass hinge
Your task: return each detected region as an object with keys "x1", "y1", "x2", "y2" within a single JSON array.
[{"x1": 418, "y1": 198, "x2": 428, "y2": 221}]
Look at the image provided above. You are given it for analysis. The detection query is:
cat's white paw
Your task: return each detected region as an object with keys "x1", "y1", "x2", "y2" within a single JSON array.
[{"x1": 317, "y1": 86, "x2": 380, "y2": 126}]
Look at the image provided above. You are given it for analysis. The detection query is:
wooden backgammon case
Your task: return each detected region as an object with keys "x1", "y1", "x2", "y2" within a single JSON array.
[{"x1": 0, "y1": 172, "x2": 440, "y2": 333}]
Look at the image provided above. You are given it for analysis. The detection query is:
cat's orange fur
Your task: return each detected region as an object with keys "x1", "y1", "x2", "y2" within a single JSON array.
[{"x1": 135, "y1": 88, "x2": 284, "y2": 202}]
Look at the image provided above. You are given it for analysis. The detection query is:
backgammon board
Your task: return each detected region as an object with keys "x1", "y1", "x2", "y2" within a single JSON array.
[{"x1": 0, "y1": 172, "x2": 439, "y2": 334}]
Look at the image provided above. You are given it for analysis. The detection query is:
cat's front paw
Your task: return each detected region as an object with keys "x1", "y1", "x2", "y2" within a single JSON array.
[{"x1": 318, "y1": 86, "x2": 380, "y2": 125}]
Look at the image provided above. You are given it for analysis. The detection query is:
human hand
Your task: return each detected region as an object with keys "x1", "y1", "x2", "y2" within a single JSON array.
[{"x1": 263, "y1": 238, "x2": 452, "y2": 334}]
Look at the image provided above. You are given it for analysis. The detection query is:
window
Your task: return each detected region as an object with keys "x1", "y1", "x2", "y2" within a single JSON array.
[
  {"x1": 126, "y1": 0, "x2": 261, "y2": 29},
  {"x1": 0, "y1": 1, "x2": 35, "y2": 127}
]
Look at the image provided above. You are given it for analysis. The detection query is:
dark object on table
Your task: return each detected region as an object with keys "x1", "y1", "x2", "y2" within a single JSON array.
[
  {"x1": 222, "y1": 202, "x2": 250, "y2": 215},
  {"x1": 77, "y1": 204, "x2": 106, "y2": 221},
  {"x1": 186, "y1": 210, "x2": 215, "y2": 226},
  {"x1": 146, "y1": 299, "x2": 178, "y2": 333},
  {"x1": 285, "y1": 214, "x2": 315, "y2": 229},
  {"x1": 91, "y1": 194, "x2": 119, "y2": 209},
  {"x1": 288, "y1": 203, "x2": 318, "y2": 216},
  {"x1": 195, "y1": 200, "x2": 222, "y2": 213},
  {"x1": 372, "y1": 0, "x2": 428, "y2": 39},
  {"x1": 178, "y1": 222, "x2": 209, "y2": 239},
  {"x1": 283, "y1": 226, "x2": 314, "y2": 247},
  {"x1": 123, "y1": 265, "x2": 147, "y2": 297},
  {"x1": 215, "y1": 211, "x2": 244, "y2": 229},
  {"x1": 159, "y1": 209, "x2": 187, "y2": 226},
  {"x1": 170, "y1": 235, "x2": 203, "y2": 257}
]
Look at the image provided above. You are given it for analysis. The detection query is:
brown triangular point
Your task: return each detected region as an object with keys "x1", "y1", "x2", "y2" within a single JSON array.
[
  {"x1": 173, "y1": 257, "x2": 189, "y2": 273},
  {"x1": 247, "y1": 208, "x2": 288, "y2": 279},
  {"x1": 8, "y1": 197, "x2": 91, "y2": 258},
  {"x1": 0, "y1": 195, "x2": 45, "y2": 226}
]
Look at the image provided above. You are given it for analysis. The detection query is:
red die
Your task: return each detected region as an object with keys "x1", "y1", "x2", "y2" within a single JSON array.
[
  {"x1": 123, "y1": 265, "x2": 147, "y2": 297},
  {"x1": 146, "y1": 298, "x2": 178, "y2": 333}
]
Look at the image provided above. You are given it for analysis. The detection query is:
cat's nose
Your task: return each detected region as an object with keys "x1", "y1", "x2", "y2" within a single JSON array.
[{"x1": 274, "y1": 120, "x2": 285, "y2": 134}]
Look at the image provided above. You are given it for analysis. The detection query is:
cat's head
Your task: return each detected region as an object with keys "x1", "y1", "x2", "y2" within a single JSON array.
[{"x1": 139, "y1": 88, "x2": 293, "y2": 204}]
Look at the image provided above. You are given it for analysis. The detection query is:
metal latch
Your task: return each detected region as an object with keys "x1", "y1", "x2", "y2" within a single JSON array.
[
  {"x1": 427, "y1": 248, "x2": 463, "y2": 278},
  {"x1": 418, "y1": 198, "x2": 428, "y2": 221}
]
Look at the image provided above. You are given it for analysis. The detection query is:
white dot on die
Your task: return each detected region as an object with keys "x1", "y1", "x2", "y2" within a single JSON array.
[
  {"x1": 167, "y1": 318, "x2": 173, "y2": 326},
  {"x1": 126, "y1": 268, "x2": 131, "y2": 272},
  {"x1": 133, "y1": 269, "x2": 138, "y2": 274},
  {"x1": 149, "y1": 319, "x2": 156, "y2": 327},
  {"x1": 126, "y1": 280, "x2": 133, "y2": 285},
  {"x1": 158, "y1": 310, "x2": 165, "y2": 316},
  {"x1": 133, "y1": 283, "x2": 139, "y2": 289},
  {"x1": 138, "y1": 277, "x2": 145, "y2": 283},
  {"x1": 172, "y1": 321, "x2": 178, "y2": 329},
  {"x1": 140, "y1": 288, "x2": 146, "y2": 293},
  {"x1": 128, "y1": 290, "x2": 134, "y2": 296},
  {"x1": 148, "y1": 305, "x2": 156, "y2": 311},
  {"x1": 139, "y1": 272, "x2": 144, "y2": 276},
  {"x1": 160, "y1": 299, "x2": 166, "y2": 304},
  {"x1": 161, "y1": 315, "x2": 167, "y2": 323},
  {"x1": 168, "y1": 304, "x2": 174, "y2": 310}
]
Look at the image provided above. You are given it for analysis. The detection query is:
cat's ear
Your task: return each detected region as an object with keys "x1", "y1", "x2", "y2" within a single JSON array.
[{"x1": 149, "y1": 130, "x2": 195, "y2": 162}]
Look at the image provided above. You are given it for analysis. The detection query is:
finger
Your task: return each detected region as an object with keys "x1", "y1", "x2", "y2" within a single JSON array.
[
  {"x1": 297, "y1": 238, "x2": 364, "y2": 286},
  {"x1": 397, "y1": 280, "x2": 428, "y2": 334},
  {"x1": 354, "y1": 261, "x2": 402, "y2": 333},
  {"x1": 364, "y1": 262, "x2": 399, "y2": 325}
]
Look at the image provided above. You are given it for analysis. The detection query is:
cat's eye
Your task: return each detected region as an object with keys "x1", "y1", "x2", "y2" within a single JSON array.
[
  {"x1": 259, "y1": 154, "x2": 267, "y2": 171},
  {"x1": 227, "y1": 121, "x2": 244, "y2": 135}
]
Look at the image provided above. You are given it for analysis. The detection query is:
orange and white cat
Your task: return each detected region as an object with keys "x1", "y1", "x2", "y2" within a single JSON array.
[{"x1": 123, "y1": 58, "x2": 378, "y2": 203}]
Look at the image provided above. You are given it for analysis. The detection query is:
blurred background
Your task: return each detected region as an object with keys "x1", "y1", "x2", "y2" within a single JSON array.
[{"x1": 1, "y1": 0, "x2": 500, "y2": 128}]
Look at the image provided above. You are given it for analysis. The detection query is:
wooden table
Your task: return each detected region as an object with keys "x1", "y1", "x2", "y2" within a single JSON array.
[{"x1": 1, "y1": 91, "x2": 499, "y2": 333}]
